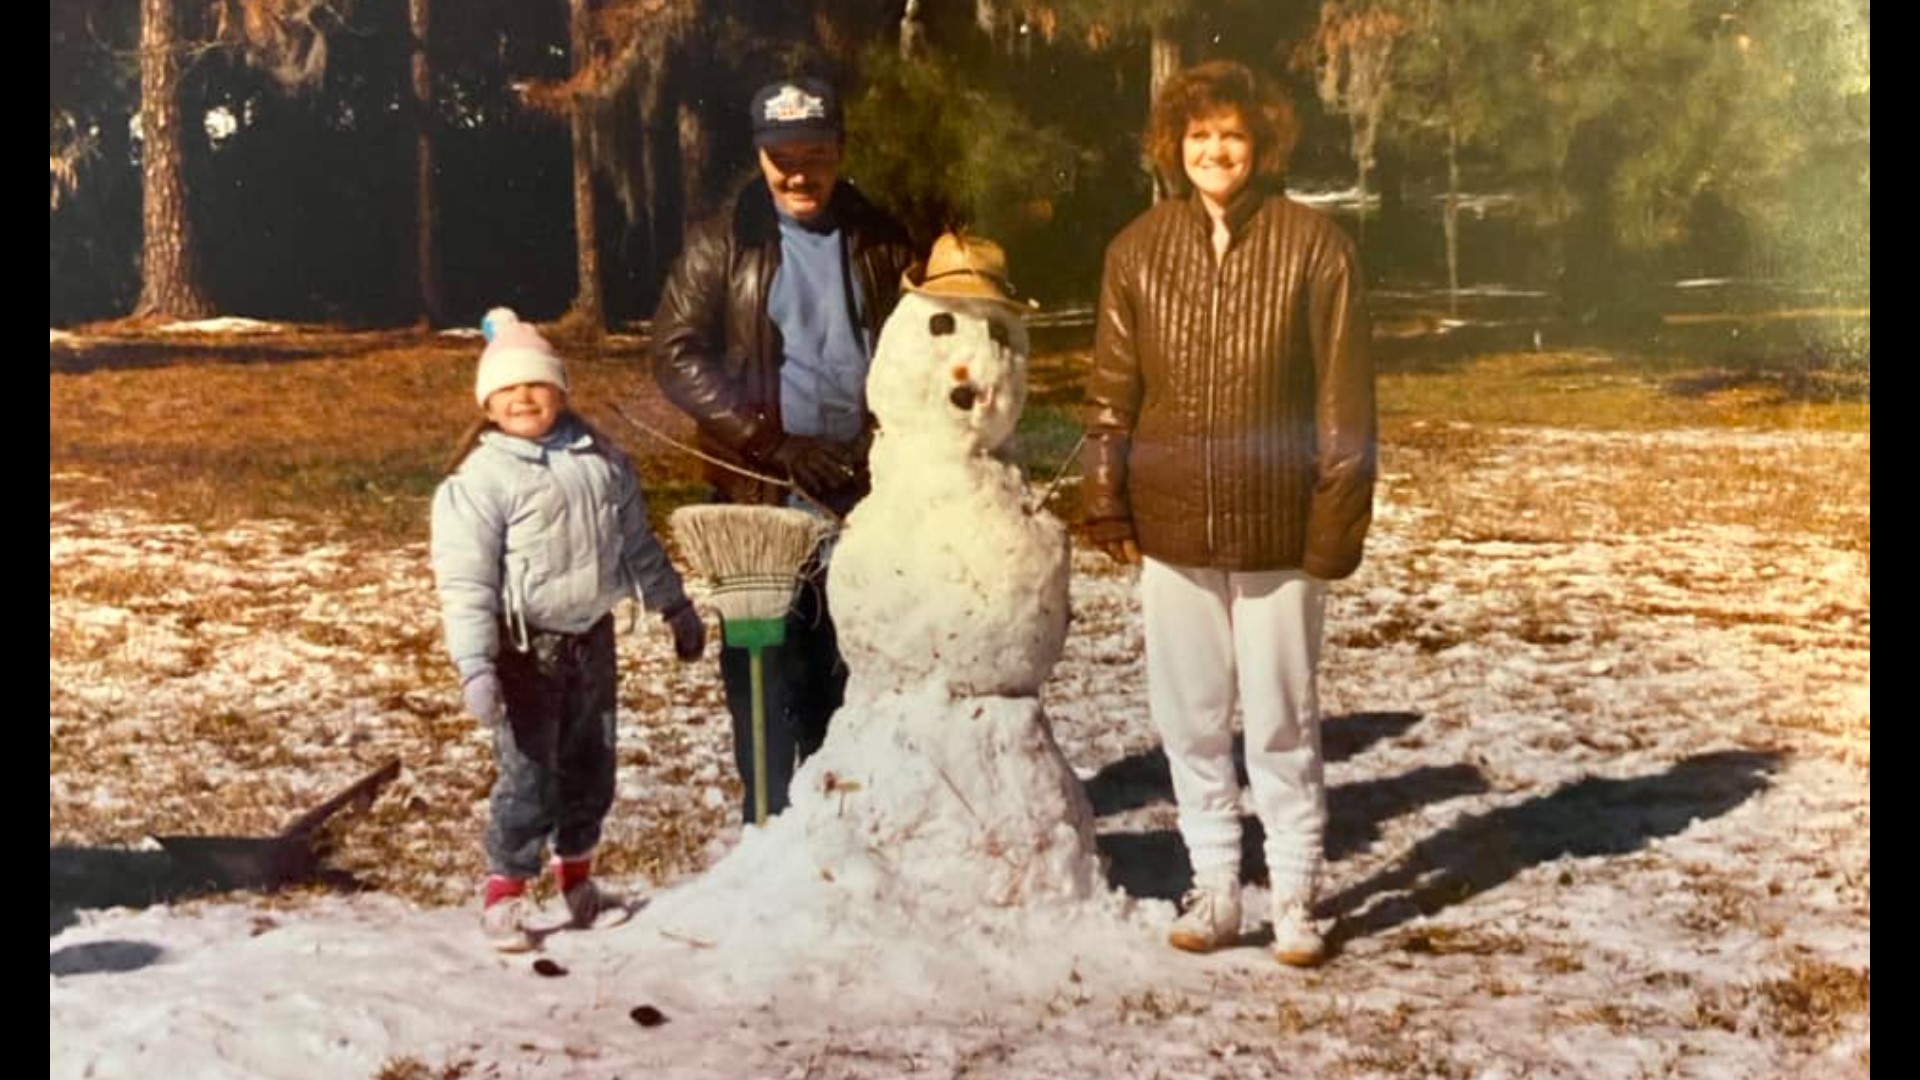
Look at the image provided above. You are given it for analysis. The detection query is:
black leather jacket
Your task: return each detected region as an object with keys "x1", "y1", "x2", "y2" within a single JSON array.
[{"x1": 651, "y1": 179, "x2": 914, "y2": 509}]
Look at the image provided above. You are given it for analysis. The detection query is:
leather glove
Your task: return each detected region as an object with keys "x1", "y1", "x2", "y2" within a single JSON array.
[
  {"x1": 461, "y1": 668, "x2": 506, "y2": 726},
  {"x1": 767, "y1": 435, "x2": 857, "y2": 495},
  {"x1": 1084, "y1": 518, "x2": 1142, "y2": 566},
  {"x1": 663, "y1": 600, "x2": 706, "y2": 662}
]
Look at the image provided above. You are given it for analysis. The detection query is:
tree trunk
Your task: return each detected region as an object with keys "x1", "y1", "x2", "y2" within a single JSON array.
[
  {"x1": 812, "y1": 9, "x2": 861, "y2": 76},
  {"x1": 134, "y1": 0, "x2": 213, "y2": 318},
  {"x1": 1355, "y1": 155, "x2": 1370, "y2": 246},
  {"x1": 1149, "y1": 21, "x2": 1181, "y2": 202},
  {"x1": 568, "y1": 0, "x2": 604, "y2": 334},
  {"x1": 409, "y1": 0, "x2": 442, "y2": 326},
  {"x1": 975, "y1": 0, "x2": 1000, "y2": 49},
  {"x1": 639, "y1": 104, "x2": 670, "y2": 305},
  {"x1": 1377, "y1": 144, "x2": 1403, "y2": 219},
  {"x1": 1354, "y1": 95, "x2": 1385, "y2": 247},
  {"x1": 1560, "y1": 118, "x2": 1655, "y2": 328},
  {"x1": 1443, "y1": 112, "x2": 1460, "y2": 316},
  {"x1": 1149, "y1": 24, "x2": 1181, "y2": 101},
  {"x1": 900, "y1": 0, "x2": 926, "y2": 59},
  {"x1": 676, "y1": 98, "x2": 708, "y2": 225}
]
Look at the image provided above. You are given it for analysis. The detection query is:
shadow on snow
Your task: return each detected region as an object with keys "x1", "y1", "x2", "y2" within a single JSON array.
[
  {"x1": 1320, "y1": 748, "x2": 1782, "y2": 946},
  {"x1": 1087, "y1": 714, "x2": 1779, "y2": 947}
]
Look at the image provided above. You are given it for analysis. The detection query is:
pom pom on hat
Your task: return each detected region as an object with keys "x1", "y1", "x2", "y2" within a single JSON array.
[{"x1": 475, "y1": 307, "x2": 569, "y2": 407}]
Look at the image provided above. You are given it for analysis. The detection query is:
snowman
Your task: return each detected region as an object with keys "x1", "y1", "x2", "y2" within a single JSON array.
[
  {"x1": 632, "y1": 234, "x2": 1104, "y2": 947},
  {"x1": 827, "y1": 232, "x2": 1071, "y2": 700}
]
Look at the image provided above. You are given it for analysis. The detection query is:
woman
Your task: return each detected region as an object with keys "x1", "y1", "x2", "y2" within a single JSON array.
[{"x1": 1081, "y1": 61, "x2": 1376, "y2": 967}]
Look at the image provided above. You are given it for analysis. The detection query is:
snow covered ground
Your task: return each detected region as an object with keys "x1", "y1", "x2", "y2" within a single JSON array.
[
  {"x1": 151, "y1": 317, "x2": 288, "y2": 335},
  {"x1": 49, "y1": 425, "x2": 1870, "y2": 1079}
]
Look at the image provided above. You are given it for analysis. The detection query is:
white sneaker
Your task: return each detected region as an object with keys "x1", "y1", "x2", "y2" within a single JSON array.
[
  {"x1": 1168, "y1": 875, "x2": 1242, "y2": 953},
  {"x1": 563, "y1": 879, "x2": 632, "y2": 930},
  {"x1": 480, "y1": 895, "x2": 537, "y2": 953},
  {"x1": 1270, "y1": 897, "x2": 1326, "y2": 967}
]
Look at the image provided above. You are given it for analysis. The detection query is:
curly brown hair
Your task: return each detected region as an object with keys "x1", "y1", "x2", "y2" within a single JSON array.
[{"x1": 1145, "y1": 61, "x2": 1298, "y2": 197}]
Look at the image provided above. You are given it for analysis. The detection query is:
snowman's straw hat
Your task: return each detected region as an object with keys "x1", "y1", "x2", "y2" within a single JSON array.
[
  {"x1": 669, "y1": 505, "x2": 832, "y2": 623},
  {"x1": 902, "y1": 231, "x2": 1036, "y2": 311}
]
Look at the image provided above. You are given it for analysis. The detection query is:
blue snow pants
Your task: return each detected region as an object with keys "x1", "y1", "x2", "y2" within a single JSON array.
[{"x1": 485, "y1": 614, "x2": 618, "y2": 879}]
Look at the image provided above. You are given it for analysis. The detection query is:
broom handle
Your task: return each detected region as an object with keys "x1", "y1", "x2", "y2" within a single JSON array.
[{"x1": 750, "y1": 644, "x2": 769, "y2": 826}]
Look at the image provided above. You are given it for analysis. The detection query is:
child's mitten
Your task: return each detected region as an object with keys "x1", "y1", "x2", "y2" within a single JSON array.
[
  {"x1": 462, "y1": 668, "x2": 506, "y2": 725},
  {"x1": 663, "y1": 600, "x2": 706, "y2": 662}
]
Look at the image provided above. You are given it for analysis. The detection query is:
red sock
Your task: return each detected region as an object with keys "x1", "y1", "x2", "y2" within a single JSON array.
[
  {"x1": 554, "y1": 855, "x2": 593, "y2": 893},
  {"x1": 483, "y1": 874, "x2": 527, "y2": 908}
]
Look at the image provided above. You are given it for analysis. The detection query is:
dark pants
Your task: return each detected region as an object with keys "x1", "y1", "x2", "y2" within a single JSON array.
[
  {"x1": 719, "y1": 568, "x2": 844, "y2": 823},
  {"x1": 485, "y1": 615, "x2": 618, "y2": 879}
]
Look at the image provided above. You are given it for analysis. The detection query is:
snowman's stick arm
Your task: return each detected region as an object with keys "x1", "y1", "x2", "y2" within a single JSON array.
[
  {"x1": 1030, "y1": 431, "x2": 1089, "y2": 515},
  {"x1": 607, "y1": 400, "x2": 789, "y2": 487},
  {"x1": 605, "y1": 401, "x2": 844, "y2": 524}
]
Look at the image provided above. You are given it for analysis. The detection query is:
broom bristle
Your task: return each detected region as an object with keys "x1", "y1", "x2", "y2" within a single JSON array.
[{"x1": 669, "y1": 505, "x2": 833, "y2": 622}]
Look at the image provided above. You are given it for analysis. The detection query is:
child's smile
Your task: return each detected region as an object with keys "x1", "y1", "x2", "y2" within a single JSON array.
[{"x1": 484, "y1": 382, "x2": 565, "y2": 440}]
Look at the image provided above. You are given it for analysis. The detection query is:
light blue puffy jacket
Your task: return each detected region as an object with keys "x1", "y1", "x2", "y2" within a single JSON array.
[{"x1": 430, "y1": 416, "x2": 689, "y2": 677}]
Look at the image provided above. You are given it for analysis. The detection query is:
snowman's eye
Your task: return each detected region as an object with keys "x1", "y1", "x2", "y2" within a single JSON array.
[
  {"x1": 929, "y1": 313, "x2": 956, "y2": 336},
  {"x1": 988, "y1": 321, "x2": 1011, "y2": 347}
]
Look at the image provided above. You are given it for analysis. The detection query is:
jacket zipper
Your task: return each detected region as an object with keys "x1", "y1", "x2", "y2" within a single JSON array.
[
  {"x1": 1204, "y1": 237, "x2": 1224, "y2": 561},
  {"x1": 756, "y1": 242, "x2": 778, "y2": 414}
]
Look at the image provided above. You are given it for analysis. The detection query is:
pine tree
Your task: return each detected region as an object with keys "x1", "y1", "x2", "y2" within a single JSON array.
[
  {"x1": 406, "y1": 0, "x2": 442, "y2": 326},
  {"x1": 134, "y1": 0, "x2": 215, "y2": 318},
  {"x1": 1297, "y1": 1, "x2": 1409, "y2": 243},
  {"x1": 133, "y1": 0, "x2": 363, "y2": 320}
]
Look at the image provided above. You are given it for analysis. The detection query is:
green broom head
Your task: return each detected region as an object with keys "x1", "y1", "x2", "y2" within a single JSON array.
[{"x1": 669, "y1": 505, "x2": 833, "y2": 645}]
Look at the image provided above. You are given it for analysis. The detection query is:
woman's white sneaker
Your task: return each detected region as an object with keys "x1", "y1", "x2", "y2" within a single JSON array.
[
  {"x1": 1270, "y1": 897, "x2": 1325, "y2": 967},
  {"x1": 1168, "y1": 875, "x2": 1243, "y2": 953}
]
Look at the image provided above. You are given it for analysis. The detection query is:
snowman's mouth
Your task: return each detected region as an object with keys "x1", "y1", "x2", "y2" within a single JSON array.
[{"x1": 949, "y1": 384, "x2": 980, "y2": 411}]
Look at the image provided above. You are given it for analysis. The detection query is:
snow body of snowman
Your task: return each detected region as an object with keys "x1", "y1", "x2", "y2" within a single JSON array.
[
  {"x1": 826, "y1": 283, "x2": 1069, "y2": 699},
  {"x1": 631, "y1": 236, "x2": 1107, "y2": 986}
]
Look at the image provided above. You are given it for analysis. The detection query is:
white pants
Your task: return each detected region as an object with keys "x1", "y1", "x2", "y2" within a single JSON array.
[{"x1": 1141, "y1": 558, "x2": 1326, "y2": 900}]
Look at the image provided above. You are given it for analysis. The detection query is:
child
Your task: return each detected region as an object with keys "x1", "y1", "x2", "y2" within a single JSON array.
[{"x1": 431, "y1": 308, "x2": 706, "y2": 951}]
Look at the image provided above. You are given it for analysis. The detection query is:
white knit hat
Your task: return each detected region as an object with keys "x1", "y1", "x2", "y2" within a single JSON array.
[{"x1": 474, "y1": 307, "x2": 569, "y2": 407}]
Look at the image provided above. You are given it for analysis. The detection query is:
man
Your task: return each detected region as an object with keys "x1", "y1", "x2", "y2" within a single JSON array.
[
  {"x1": 1081, "y1": 61, "x2": 1376, "y2": 967},
  {"x1": 652, "y1": 76, "x2": 915, "y2": 823}
]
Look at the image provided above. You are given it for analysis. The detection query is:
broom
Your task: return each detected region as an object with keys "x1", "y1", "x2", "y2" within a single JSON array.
[{"x1": 670, "y1": 505, "x2": 834, "y2": 825}]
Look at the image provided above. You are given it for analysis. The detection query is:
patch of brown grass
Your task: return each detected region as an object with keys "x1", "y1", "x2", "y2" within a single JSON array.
[
  {"x1": 50, "y1": 328, "x2": 702, "y2": 545},
  {"x1": 48, "y1": 615, "x2": 131, "y2": 665},
  {"x1": 1390, "y1": 923, "x2": 1528, "y2": 956},
  {"x1": 1396, "y1": 430, "x2": 1870, "y2": 549},
  {"x1": 1674, "y1": 865, "x2": 1765, "y2": 936},
  {"x1": 51, "y1": 562, "x2": 182, "y2": 610},
  {"x1": 1332, "y1": 611, "x2": 1469, "y2": 653},
  {"x1": 54, "y1": 329, "x2": 1870, "y2": 551},
  {"x1": 1574, "y1": 1000, "x2": 1671, "y2": 1033},
  {"x1": 1690, "y1": 954, "x2": 1869, "y2": 1041},
  {"x1": 1759, "y1": 956, "x2": 1872, "y2": 1038},
  {"x1": 1265, "y1": 998, "x2": 1333, "y2": 1035},
  {"x1": 374, "y1": 1056, "x2": 474, "y2": 1080},
  {"x1": 1537, "y1": 950, "x2": 1585, "y2": 975},
  {"x1": 1379, "y1": 350, "x2": 1870, "y2": 433},
  {"x1": 1344, "y1": 1037, "x2": 1472, "y2": 1079},
  {"x1": 1113, "y1": 987, "x2": 1209, "y2": 1022},
  {"x1": 1765, "y1": 708, "x2": 1871, "y2": 753}
]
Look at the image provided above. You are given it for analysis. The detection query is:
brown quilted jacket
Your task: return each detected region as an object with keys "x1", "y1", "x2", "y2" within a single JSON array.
[{"x1": 1080, "y1": 187, "x2": 1376, "y2": 578}]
